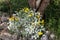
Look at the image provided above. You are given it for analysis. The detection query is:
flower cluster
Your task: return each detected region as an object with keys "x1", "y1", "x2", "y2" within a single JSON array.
[{"x1": 8, "y1": 8, "x2": 45, "y2": 39}]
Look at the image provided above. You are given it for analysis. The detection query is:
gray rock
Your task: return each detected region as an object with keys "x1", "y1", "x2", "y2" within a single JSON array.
[
  {"x1": 12, "y1": 33, "x2": 18, "y2": 40},
  {"x1": 0, "y1": 32, "x2": 12, "y2": 40},
  {"x1": 41, "y1": 34, "x2": 49, "y2": 40}
]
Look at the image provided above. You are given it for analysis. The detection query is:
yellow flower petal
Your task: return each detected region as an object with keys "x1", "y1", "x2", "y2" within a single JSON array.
[
  {"x1": 37, "y1": 21, "x2": 40, "y2": 25},
  {"x1": 38, "y1": 32, "x2": 43, "y2": 36},
  {"x1": 9, "y1": 16, "x2": 19, "y2": 21},
  {"x1": 36, "y1": 15, "x2": 40, "y2": 19},
  {"x1": 28, "y1": 13, "x2": 34, "y2": 17},
  {"x1": 24, "y1": 8, "x2": 29, "y2": 13},
  {"x1": 9, "y1": 17, "x2": 14, "y2": 21},
  {"x1": 15, "y1": 18, "x2": 19, "y2": 21},
  {"x1": 41, "y1": 20, "x2": 44, "y2": 24},
  {"x1": 28, "y1": 14, "x2": 33, "y2": 17}
]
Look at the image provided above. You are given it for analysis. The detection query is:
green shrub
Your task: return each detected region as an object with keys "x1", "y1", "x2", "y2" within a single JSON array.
[
  {"x1": 0, "y1": 0, "x2": 29, "y2": 12},
  {"x1": 45, "y1": 0, "x2": 60, "y2": 40}
]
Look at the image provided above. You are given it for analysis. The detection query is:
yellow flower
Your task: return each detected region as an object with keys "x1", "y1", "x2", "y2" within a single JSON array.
[
  {"x1": 37, "y1": 21, "x2": 40, "y2": 25},
  {"x1": 15, "y1": 17, "x2": 19, "y2": 21},
  {"x1": 28, "y1": 13, "x2": 34, "y2": 17},
  {"x1": 38, "y1": 32, "x2": 43, "y2": 36},
  {"x1": 24, "y1": 8, "x2": 29, "y2": 13},
  {"x1": 36, "y1": 15, "x2": 40, "y2": 19},
  {"x1": 9, "y1": 16, "x2": 19, "y2": 21},
  {"x1": 37, "y1": 20, "x2": 44, "y2": 25},
  {"x1": 40, "y1": 20, "x2": 44, "y2": 24},
  {"x1": 28, "y1": 15, "x2": 32, "y2": 17},
  {"x1": 9, "y1": 17, "x2": 15, "y2": 21}
]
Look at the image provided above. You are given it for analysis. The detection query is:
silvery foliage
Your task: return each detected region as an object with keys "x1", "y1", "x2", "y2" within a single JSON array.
[{"x1": 7, "y1": 10, "x2": 45, "y2": 39}]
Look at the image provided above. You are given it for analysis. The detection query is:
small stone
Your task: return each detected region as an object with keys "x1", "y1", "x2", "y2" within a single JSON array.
[
  {"x1": 12, "y1": 33, "x2": 17, "y2": 40},
  {"x1": 41, "y1": 34, "x2": 49, "y2": 40},
  {"x1": 50, "y1": 33, "x2": 55, "y2": 39}
]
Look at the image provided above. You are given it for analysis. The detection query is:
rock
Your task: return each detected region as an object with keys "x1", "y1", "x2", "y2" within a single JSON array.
[
  {"x1": 41, "y1": 34, "x2": 49, "y2": 40},
  {"x1": 0, "y1": 32, "x2": 12, "y2": 40},
  {"x1": 12, "y1": 33, "x2": 18, "y2": 40},
  {"x1": 49, "y1": 33, "x2": 55, "y2": 40}
]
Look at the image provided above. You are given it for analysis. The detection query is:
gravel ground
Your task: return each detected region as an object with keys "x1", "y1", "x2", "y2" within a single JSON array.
[{"x1": 0, "y1": 32, "x2": 18, "y2": 40}]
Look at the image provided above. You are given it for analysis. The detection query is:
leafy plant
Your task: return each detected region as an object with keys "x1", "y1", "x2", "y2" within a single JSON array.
[
  {"x1": 45, "y1": 0, "x2": 60, "y2": 40},
  {"x1": 8, "y1": 8, "x2": 45, "y2": 40},
  {"x1": 0, "y1": 0, "x2": 29, "y2": 12}
]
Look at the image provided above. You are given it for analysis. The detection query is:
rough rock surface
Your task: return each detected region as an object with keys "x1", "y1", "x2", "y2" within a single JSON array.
[{"x1": 0, "y1": 32, "x2": 18, "y2": 40}]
